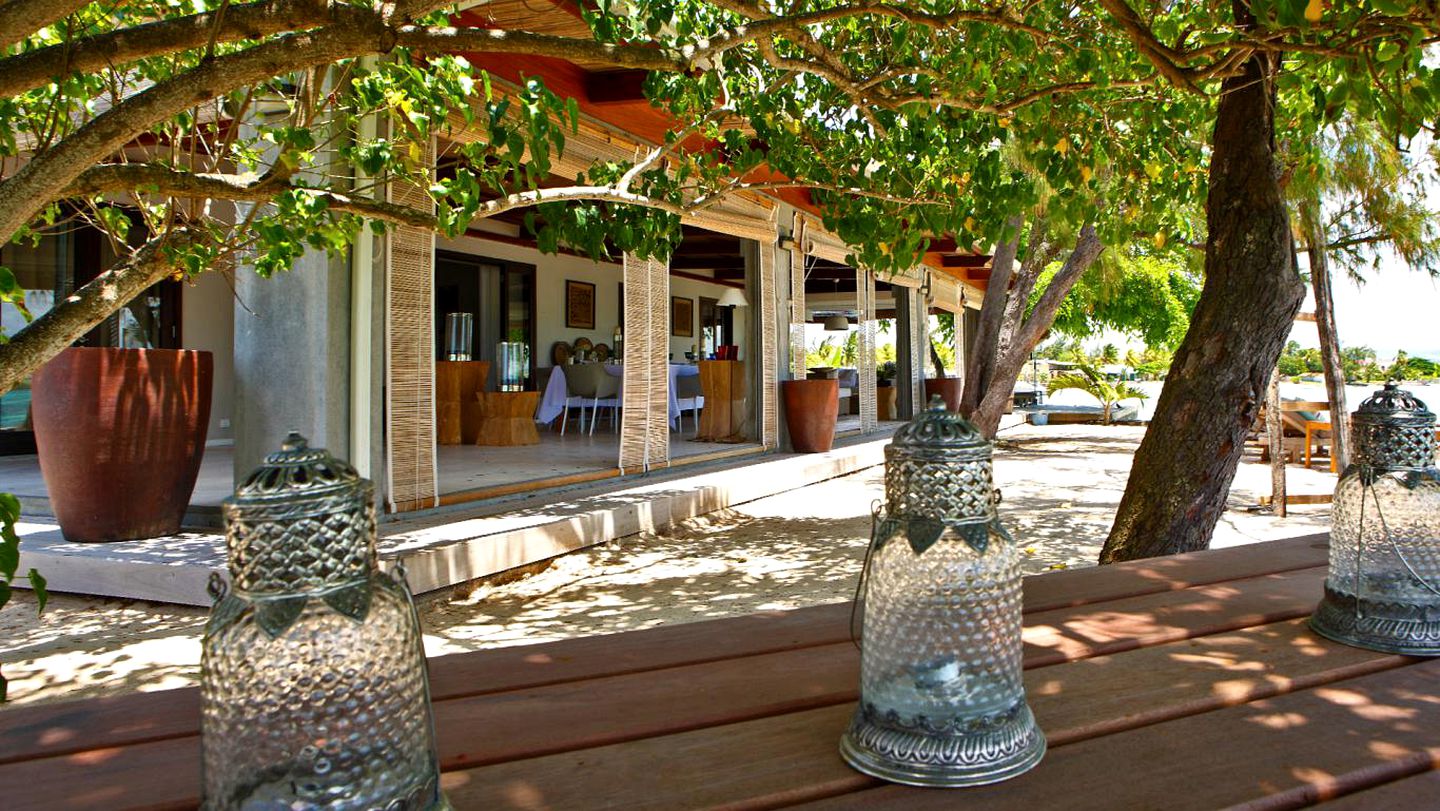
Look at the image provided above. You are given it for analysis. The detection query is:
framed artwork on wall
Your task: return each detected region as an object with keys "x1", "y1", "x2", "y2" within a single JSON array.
[
  {"x1": 566, "y1": 280, "x2": 596, "y2": 329},
  {"x1": 671, "y1": 296, "x2": 694, "y2": 337}
]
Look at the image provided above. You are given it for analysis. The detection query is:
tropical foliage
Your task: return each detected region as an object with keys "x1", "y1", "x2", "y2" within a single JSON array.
[
  {"x1": 0, "y1": 491, "x2": 46, "y2": 701},
  {"x1": 1046, "y1": 364, "x2": 1149, "y2": 425}
]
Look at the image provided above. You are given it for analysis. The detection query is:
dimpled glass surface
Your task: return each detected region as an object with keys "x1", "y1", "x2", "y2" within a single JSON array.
[
  {"x1": 860, "y1": 524, "x2": 1022, "y2": 723},
  {"x1": 1329, "y1": 471, "x2": 1440, "y2": 605},
  {"x1": 201, "y1": 576, "x2": 440, "y2": 811}
]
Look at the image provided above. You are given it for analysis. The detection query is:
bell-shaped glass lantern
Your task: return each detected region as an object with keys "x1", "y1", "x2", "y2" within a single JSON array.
[
  {"x1": 200, "y1": 433, "x2": 448, "y2": 810},
  {"x1": 1311, "y1": 383, "x2": 1440, "y2": 655},
  {"x1": 841, "y1": 397, "x2": 1045, "y2": 787}
]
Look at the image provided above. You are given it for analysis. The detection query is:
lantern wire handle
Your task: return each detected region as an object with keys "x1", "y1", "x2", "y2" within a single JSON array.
[
  {"x1": 1369, "y1": 478, "x2": 1440, "y2": 599},
  {"x1": 850, "y1": 499, "x2": 885, "y2": 651},
  {"x1": 1355, "y1": 476, "x2": 1368, "y2": 619}
]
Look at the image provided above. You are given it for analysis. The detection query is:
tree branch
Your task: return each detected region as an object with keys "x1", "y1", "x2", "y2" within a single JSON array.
[
  {"x1": 0, "y1": 22, "x2": 394, "y2": 246},
  {"x1": 0, "y1": 232, "x2": 186, "y2": 395},
  {"x1": 0, "y1": 0, "x2": 91, "y2": 51},
  {"x1": 0, "y1": 0, "x2": 338, "y2": 99},
  {"x1": 1096, "y1": 0, "x2": 1203, "y2": 94}
]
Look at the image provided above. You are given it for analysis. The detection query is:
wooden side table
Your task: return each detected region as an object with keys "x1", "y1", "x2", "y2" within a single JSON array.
[
  {"x1": 436, "y1": 361, "x2": 490, "y2": 445},
  {"x1": 695, "y1": 360, "x2": 747, "y2": 442},
  {"x1": 476, "y1": 390, "x2": 540, "y2": 446}
]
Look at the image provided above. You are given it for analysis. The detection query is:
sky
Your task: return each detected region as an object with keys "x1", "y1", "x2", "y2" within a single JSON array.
[{"x1": 1288, "y1": 250, "x2": 1440, "y2": 362}]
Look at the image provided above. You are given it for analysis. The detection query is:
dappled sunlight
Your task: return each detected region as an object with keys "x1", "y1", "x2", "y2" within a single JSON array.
[
  {"x1": 1250, "y1": 710, "x2": 1309, "y2": 729},
  {"x1": 0, "y1": 590, "x2": 206, "y2": 705},
  {"x1": 2, "y1": 423, "x2": 1338, "y2": 706}
]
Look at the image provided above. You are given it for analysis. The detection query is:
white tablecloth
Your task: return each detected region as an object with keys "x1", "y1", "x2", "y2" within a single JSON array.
[{"x1": 535, "y1": 363, "x2": 700, "y2": 424}]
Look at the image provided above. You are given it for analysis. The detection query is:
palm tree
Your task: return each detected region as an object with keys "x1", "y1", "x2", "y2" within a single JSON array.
[{"x1": 1047, "y1": 363, "x2": 1148, "y2": 425}]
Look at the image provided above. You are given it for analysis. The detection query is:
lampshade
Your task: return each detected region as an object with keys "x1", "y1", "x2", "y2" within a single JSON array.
[
  {"x1": 717, "y1": 288, "x2": 749, "y2": 307},
  {"x1": 823, "y1": 314, "x2": 850, "y2": 331}
]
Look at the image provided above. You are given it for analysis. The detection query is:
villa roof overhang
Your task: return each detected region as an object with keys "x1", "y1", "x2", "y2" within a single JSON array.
[{"x1": 449, "y1": 0, "x2": 991, "y2": 291}]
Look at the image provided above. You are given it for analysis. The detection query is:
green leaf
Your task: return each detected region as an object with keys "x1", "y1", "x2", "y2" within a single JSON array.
[
  {"x1": 27, "y1": 569, "x2": 46, "y2": 614},
  {"x1": 0, "y1": 537, "x2": 17, "y2": 580}
]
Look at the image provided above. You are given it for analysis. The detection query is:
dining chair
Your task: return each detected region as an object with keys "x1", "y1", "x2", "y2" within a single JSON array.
[
  {"x1": 582, "y1": 363, "x2": 621, "y2": 435},
  {"x1": 559, "y1": 364, "x2": 593, "y2": 435},
  {"x1": 562, "y1": 363, "x2": 621, "y2": 435},
  {"x1": 674, "y1": 374, "x2": 705, "y2": 433}
]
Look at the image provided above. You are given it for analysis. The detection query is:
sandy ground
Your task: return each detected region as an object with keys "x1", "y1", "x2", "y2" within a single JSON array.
[{"x1": 0, "y1": 423, "x2": 1333, "y2": 707}]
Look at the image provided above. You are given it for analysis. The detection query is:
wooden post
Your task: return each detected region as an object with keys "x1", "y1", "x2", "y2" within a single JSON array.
[
  {"x1": 1266, "y1": 366, "x2": 1286, "y2": 517},
  {"x1": 1305, "y1": 206, "x2": 1349, "y2": 472}
]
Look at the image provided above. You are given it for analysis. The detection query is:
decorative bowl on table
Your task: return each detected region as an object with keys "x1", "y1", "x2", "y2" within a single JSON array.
[
  {"x1": 593, "y1": 343, "x2": 610, "y2": 362},
  {"x1": 552, "y1": 341, "x2": 572, "y2": 366},
  {"x1": 573, "y1": 337, "x2": 594, "y2": 353}
]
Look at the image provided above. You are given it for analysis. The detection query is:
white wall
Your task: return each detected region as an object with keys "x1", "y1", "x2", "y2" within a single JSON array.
[
  {"x1": 182, "y1": 270, "x2": 235, "y2": 443},
  {"x1": 436, "y1": 234, "x2": 747, "y2": 367}
]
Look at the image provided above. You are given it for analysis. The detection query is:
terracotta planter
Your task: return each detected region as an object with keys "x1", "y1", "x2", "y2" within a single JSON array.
[
  {"x1": 924, "y1": 377, "x2": 963, "y2": 412},
  {"x1": 781, "y1": 379, "x2": 839, "y2": 453},
  {"x1": 32, "y1": 347, "x2": 213, "y2": 542},
  {"x1": 876, "y1": 385, "x2": 897, "y2": 421}
]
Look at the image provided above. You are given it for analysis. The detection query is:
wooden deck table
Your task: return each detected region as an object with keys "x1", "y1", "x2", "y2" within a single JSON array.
[{"x1": 5, "y1": 532, "x2": 1439, "y2": 810}]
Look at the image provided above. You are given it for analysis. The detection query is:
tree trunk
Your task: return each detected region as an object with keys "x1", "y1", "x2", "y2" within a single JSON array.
[
  {"x1": 967, "y1": 224, "x2": 1103, "y2": 437},
  {"x1": 1099, "y1": 46, "x2": 1305, "y2": 564},
  {"x1": 1303, "y1": 202, "x2": 1350, "y2": 471},
  {"x1": 928, "y1": 339, "x2": 946, "y2": 378},
  {"x1": 960, "y1": 215, "x2": 1023, "y2": 415}
]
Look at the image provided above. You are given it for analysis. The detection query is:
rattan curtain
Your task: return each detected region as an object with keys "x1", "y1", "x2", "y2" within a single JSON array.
[
  {"x1": 858, "y1": 268, "x2": 878, "y2": 434},
  {"x1": 385, "y1": 138, "x2": 438, "y2": 512},
  {"x1": 758, "y1": 238, "x2": 779, "y2": 449},
  {"x1": 789, "y1": 213, "x2": 807, "y2": 379},
  {"x1": 910, "y1": 275, "x2": 929, "y2": 413},
  {"x1": 619, "y1": 253, "x2": 671, "y2": 471}
]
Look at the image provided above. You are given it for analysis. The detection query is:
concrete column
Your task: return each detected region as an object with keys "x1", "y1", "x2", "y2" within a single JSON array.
[{"x1": 233, "y1": 248, "x2": 352, "y2": 479}]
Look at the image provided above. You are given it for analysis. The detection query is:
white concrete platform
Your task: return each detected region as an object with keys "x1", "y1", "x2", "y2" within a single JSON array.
[{"x1": 13, "y1": 433, "x2": 892, "y2": 606}]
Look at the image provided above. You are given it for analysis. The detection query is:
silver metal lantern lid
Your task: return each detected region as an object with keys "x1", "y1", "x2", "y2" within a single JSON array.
[
  {"x1": 1351, "y1": 383, "x2": 1436, "y2": 472},
  {"x1": 884, "y1": 395, "x2": 995, "y2": 522},
  {"x1": 222, "y1": 432, "x2": 376, "y2": 593}
]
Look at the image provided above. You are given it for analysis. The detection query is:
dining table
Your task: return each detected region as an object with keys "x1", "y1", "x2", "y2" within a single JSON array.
[
  {"x1": 534, "y1": 361, "x2": 701, "y2": 427},
  {"x1": 4, "y1": 532, "x2": 1438, "y2": 810}
]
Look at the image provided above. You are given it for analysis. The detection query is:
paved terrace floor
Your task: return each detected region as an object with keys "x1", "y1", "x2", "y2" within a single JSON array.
[{"x1": 0, "y1": 422, "x2": 1334, "y2": 707}]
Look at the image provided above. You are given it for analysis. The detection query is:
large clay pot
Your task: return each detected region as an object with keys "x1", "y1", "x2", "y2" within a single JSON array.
[
  {"x1": 876, "y1": 385, "x2": 897, "y2": 421},
  {"x1": 32, "y1": 347, "x2": 213, "y2": 542},
  {"x1": 924, "y1": 377, "x2": 963, "y2": 412},
  {"x1": 781, "y1": 379, "x2": 839, "y2": 453}
]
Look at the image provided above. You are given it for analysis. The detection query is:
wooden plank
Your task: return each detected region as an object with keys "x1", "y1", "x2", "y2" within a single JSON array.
[
  {"x1": 1317, "y1": 768, "x2": 1440, "y2": 809},
  {"x1": 435, "y1": 619, "x2": 1410, "y2": 811},
  {"x1": 1260, "y1": 493, "x2": 1333, "y2": 506},
  {"x1": 0, "y1": 536, "x2": 1330, "y2": 766},
  {"x1": 794, "y1": 660, "x2": 1440, "y2": 811},
  {"x1": 0, "y1": 568, "x2": 1333, "y2": 810},
  {"x1": 429, "y1": 613, "x2": 1396, "y2": 772}
]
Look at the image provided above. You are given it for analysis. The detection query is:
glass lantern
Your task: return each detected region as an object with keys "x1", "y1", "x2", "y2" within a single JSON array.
[
  {"x1": 443, "y1": 312, "x2": 473, "y2": 361},
  {"x1": 497, "y1": 341, "x2": 530, "y2": 391},
  {"x1": 200, "y1": 433, "x2": 448, "y2": 810},
  {"x1": 841, "y1": 397, "x2": 1045, "y2": 787},
  {"x1": 1311, "y1": 383, "x2": 1440, "y2": 655}
]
